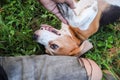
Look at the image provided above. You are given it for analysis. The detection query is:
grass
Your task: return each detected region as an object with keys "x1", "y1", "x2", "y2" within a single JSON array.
[{"x1": 0, "y1": 0, "x2": 120, "y2": 80}]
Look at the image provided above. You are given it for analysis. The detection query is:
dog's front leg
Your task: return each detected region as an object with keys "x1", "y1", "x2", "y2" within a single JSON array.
[
  {"x1": 57, "y1": 3, "x2": 81, "y2": 28},
  {"x1": 57, "y1": 0, "x2": 98, "y2": 31}
]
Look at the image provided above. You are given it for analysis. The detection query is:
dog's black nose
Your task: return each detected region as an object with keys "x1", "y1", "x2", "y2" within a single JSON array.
[{"x1": 33, "y1": 34, "x2": 39, "y2": 40}]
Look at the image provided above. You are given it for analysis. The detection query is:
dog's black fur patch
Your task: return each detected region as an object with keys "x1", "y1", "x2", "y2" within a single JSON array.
[{"x1": 100, "y1": 5, "x2": 120, "y2": 26}]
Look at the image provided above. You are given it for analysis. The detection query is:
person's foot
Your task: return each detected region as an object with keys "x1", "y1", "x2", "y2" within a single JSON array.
[{"x1": 79, "y1": 58, "x2": 103, "y2": 80}]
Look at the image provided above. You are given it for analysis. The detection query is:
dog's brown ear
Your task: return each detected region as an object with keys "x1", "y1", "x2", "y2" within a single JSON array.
[
  {"x1": 69, "y1": 40, "x2": 93, "y2": 56},
  {"x1": 79, "y1": 40, "x2": 93, "y2": 56},
  {"x1": 68, "y1": 47, "x2": 82, "y2": 56}
]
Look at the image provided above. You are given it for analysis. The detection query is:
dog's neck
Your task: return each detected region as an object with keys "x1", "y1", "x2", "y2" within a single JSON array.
[
  {"x1": 61, "y1": 23, "x2": 82, "y2": 46},
  {"x1": 68, "y1": 26, "x2": 83, "y2": 46}
]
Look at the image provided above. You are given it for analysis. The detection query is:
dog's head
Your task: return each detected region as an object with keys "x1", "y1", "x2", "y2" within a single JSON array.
[{"x1": 33, "y1": 24, "x2": 93, "y2": 56}]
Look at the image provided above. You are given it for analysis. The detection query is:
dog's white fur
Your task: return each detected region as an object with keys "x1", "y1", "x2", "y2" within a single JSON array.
[{"x1": 66, "y1": 0, "x2": 98, "y2": 30}]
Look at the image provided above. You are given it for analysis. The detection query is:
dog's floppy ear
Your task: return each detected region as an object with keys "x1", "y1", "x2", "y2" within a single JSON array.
[
  {"x1": 69, "y1": 40, "x2": 93, "y2": 56},
  {"x1": 78, "y1": 40, "x2": 93, "y2": 56}
]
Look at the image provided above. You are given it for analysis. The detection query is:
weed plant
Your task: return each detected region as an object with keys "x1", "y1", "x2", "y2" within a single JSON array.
[{"x1": 0, "y1": 0, "x2": 120, "y2": 79}]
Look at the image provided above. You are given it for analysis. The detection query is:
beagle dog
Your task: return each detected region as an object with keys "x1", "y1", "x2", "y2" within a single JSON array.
[{"x1": 33, "y1": 0, "x2": 120, "y2": 56}]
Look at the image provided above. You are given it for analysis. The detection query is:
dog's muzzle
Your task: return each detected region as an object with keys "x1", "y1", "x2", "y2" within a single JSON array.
[{"x1": 33, "y1": 34, "x2": 39, "y2": 40}]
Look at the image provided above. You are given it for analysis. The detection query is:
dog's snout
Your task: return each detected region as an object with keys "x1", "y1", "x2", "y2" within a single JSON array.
[{"x1": 33, "y1": 34, "x2": 39, "y2": 40}]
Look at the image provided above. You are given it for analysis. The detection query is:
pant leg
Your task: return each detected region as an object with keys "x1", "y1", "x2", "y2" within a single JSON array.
[{"x1": 0, "y1": 55, "x2": 88, "y2": 80}]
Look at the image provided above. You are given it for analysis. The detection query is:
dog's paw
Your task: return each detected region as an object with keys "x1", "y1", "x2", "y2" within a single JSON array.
[{"x1": 57, "y1": 3, "x2": 80, "y2": 28}]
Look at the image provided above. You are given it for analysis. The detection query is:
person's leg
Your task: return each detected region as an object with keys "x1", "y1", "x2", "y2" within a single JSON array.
[
  {"x1": 1, "y1": 55, "x2": 102, "y2": 80},
  {"x1": 0, "y1": 65, "x2": 8, "y2": 80}
]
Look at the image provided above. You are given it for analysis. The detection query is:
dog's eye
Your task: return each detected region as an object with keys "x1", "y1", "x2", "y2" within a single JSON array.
[{"x1": 50, "y1": 44, "x2": 59, "y2": 50}]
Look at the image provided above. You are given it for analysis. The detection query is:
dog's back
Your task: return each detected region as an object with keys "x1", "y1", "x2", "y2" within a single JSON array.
[{"x1": 100, "y1": 0, "x2": 120, "y2": 25}]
